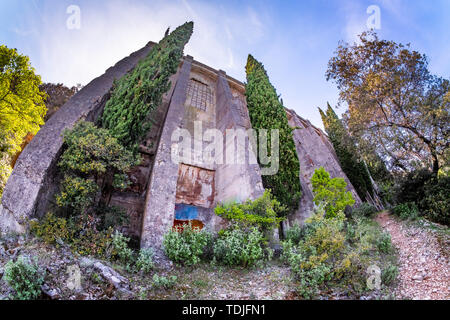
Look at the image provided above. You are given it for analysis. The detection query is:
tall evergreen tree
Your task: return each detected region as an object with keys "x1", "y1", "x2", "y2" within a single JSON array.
[
  {"x1": 102, "y1": 22, "x2": 194, "y2": 150},
  {"x1": 319, "y1": 103, "x2": 373, "y2": 201},
  {"x1": 245, "y1": 55, "x2": 302, "y2": 215}
]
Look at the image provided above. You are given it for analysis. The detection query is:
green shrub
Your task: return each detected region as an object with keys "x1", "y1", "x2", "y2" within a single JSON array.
[
  {"x1": 394, "y1": 169, "x2": 432, "y2": 205},
  {"x1": 56, "y1": 121, "x2": 138, "y2": 215},
  {"x1": 281, "y1": 209, "x2": 396, "y2": 298},
  {"x1": 213, "y1": 226, "x2": 270, "y2": 268},
  {"x1": 31, "y1": 213, "x2": 114, "y2": 259},
  {"x1": 420, "y1": 175, "x2": 450, "y2": 226},
  {"x1": 163, "y1": 224, "x2": 211, "y2": 266},
  {"x1": 285, "y1": 222, "x2": 304, "y2": 244},
  {"x1": 97, "y1": 205, "x2": 129, "y2": 230},
  {"x1": 281, "y1": 212, "x2": 346, "y2": 298},
  {"x1": 111, "y1": 231, "x2": 134, "y2": 265},
  {"x1": 56, "y1": 175, "x2": 99, "y2": 214},
  {"x1": 136, "y1": 248, "x2": 155, "y2": 273},
  {"x1": 352, "y1": 202, "x2": 378, "y2": 219},
  {"x1": 214, "y1": 190, "x2": 285, "y2": 231},
  {"x1": 152, "y1": 274, "x2": 177, "y2": 289},
  {"x1": 311, "y1": 167, "x2": 355, "y2": 218},
  {"x1": 3, "y1": 256, "x2": 45, "y2": 300},
  {"x1": 29, "y1": 212, "x2": 70, "y2": 247},
  {"x1": 68, "y1": 221, "x2": 114, "y2": 258},
  {"x1": 382, "y1": 264, "x2": 399, "y2": 285},
  {"x1": 376, "y1": 232, "x2": 392, "y2": 254},
  {"x1": 392, "y1": 202, "x2": 419, "y2": 220},
  {"x1": 394, "y1": 169, "x2": 449, "y2": 225}
]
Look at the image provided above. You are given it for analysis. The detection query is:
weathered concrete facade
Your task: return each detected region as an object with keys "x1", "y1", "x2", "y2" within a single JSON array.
[
  {"x1": 1, "y1": 42, "x2": 362, "y2": 259},
  {"x1": 140, "y1": 58, "x2": 264, "y2": 259},
  {"x1": 0, "y1": 41, "x2": 156, "y2": 234},
  {"x1": 284, "y1": 108, "x2": 362, "y2": 227}
]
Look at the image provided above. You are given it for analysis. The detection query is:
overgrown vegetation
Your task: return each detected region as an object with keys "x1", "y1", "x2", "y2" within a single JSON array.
[
  {"x1": 214, "y1": 190, "x2": 285, "y2": 231},
  {"x1": 352, "y1": 202, "x2": 378, "y2": 219},
  {"x1": 30, "y1": 212, "x2": 155, "y2": 273},
  {"x1": 152, "y1": 274, "x2": 177, "y2": 289},
  {"x1": 281, "y1": 168, "x2": 396, "y2": 299},
  {"x1": 282, "y1": 210, "x2": 397, "y2": 298},
  {"x1": 0, "y1": 45, "x2": 47, "y2": 197},
  {"x1": 213, "y1": 226, "x2": 272, "y2": 268},
  {"x1": 2, "y1": 256, "x2": 45, "y2": 300},
  {"x1": 392, "y1": 202, "x2": 419, "y2": 221},
  {"x1": 319, "y1": 103, "x2": 374, "y2": 201},
  {"x1": 393, "y1": 169, "x2": 449, "y2": 225},
  {"x1": 163, "y1": 223, "x2": 211, "y2": 266},
  {"x1": 311, "y1": 167, "x2": 355, "y2": 218},
  {"x1": 56, "y1": 121, "x2": 138, "y2": 215},
  {"x1": 102, "y1": 22, "x2": 193, "y2": 151},
  {"x1": 245, "y1": 54, "x2": 302, "y2": 215}
]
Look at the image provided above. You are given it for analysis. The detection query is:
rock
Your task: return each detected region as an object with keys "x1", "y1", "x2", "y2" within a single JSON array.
[
  {"x1": 41, "y1": 284, "x2": 61, "y2": 300},
  {"x1": 79, "y1": 257, "x2": 95, "y2": 268},
  {"x1": 412, "y1": 275, "x2": 423, "y2": 281},
  {"x1": 93, "y1": 262, "x2": 128, "y2": 290}
]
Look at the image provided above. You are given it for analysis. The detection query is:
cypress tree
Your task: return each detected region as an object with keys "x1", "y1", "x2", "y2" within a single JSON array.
[
  {"x1": 245, "y1": 55, "x2": 302, "y2": 216},
  {"x1": 102, "y1": 22, "x2": 194, "y2": 150},
  {"x1": 319, "y1": 103, "x2": 373, "y2": 201}
]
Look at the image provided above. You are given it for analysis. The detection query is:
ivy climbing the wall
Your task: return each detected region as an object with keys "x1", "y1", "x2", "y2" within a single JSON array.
[
  {"x1": 102, "y1": 21, "x2": 194, "y2": 151},
  {"x1": 245, "y1": 55, "x2": 302, "y2": 216},
  {"x1": 319, "y1": 103, "x2": 374, "y2": 201}
]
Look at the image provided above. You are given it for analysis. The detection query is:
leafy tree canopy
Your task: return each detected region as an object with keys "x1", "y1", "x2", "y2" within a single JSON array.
[
  {"x1": 326, "y1": 31, "x2": 449, "y2": 174},
  {"x1": 0, "y1": 45, "x2": 47, "y2": 197},
  {"x1": 0, "y1": 45, "x2": 46, "y2": 155},
  {"x1": 311, "y1": 167, "x2": 355, "y2": 218}
]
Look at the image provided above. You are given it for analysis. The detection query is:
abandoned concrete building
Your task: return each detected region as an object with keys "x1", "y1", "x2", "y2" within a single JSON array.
[{"x1": 0, "y1": 40, "x2": 362, "y2": 257}]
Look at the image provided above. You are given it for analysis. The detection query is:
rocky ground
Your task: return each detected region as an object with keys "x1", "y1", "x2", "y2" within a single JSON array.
[
  {"x1": 376, "y1": 212, "x2": 449, "y2": 300},
  {"x1": 1, "y1": 213, "x2": 448, "y2": 300}
]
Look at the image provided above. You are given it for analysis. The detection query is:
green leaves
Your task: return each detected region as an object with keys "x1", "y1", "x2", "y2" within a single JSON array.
[
  {"x1": 102, "y1": 22, "x2": 193, "y2": 151},
  {"x1": 214, "y1": 190, "x2": 285, "y2": 231},
  {"x1": 245, "y1": 55, "x2": 302, "y2": 215},
  {"x1": 3, "y1": 256, "x2": 45, "y2": 300},
  {"x1": 311, "y1": 167, "x2": 355, "y2": 218},
  {"x1": 163, "y1": 224, "x2": 211, "y2": 266},
  {"x1": 326, "y1": 31, "x2": 449, "y2": 174},
  {"x1": 319, "y1": 103, "x2": 374, "y2": 201},
  {"x1": 56, "y1": 121, "x2": 138, "y2": 215},
  {"x1": 0, "y1": 45, "x2": 47, "y2": 197}
]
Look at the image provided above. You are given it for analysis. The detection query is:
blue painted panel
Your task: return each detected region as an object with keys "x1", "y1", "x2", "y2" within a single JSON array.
[{"x1": 175, "y1": 203, "x2": 199, "y2": 220}]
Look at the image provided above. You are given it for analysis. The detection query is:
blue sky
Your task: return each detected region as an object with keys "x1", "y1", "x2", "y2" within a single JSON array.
[{"x1": 1, "y1": 0, "x2": 449, "y2": 129}]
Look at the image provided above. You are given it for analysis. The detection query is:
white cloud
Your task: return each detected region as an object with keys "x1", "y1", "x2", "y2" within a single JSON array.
[{"x1": 14, "y1": 0, "x2": 267, "y2": 87}]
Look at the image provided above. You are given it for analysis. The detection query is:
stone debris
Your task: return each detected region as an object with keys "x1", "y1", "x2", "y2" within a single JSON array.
[
  {"x1": 376, "y1": 212, "x2": 450, "y2": 300},
  {"x1": 92, "y1": 261, "x2": 129, "y2": 290}
]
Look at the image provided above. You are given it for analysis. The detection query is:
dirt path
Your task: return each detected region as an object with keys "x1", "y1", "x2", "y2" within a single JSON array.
[{"x1": 376, "y1": 212, "x2": 449, "y2": 300}]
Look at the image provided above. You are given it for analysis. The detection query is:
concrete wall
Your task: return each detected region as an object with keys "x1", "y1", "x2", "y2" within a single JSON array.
[
  {"x1": 0, "y1": 41, "x2": 363, "y2": 261},
  {"x1": 0, "y1": 41, "x2": 155, "y2": 234},
  {"x1": 214, "y1": 71, "x2": 265, "y2": 205},
  {"x1": 140, "y1": 56, "x2": 193, "y2": 260},
  {"x1": 284, "y1": 108, "x2": 362, "y2": 227}
]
